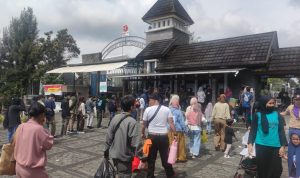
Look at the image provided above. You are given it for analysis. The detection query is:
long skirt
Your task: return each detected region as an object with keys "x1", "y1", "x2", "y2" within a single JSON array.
[
  {"x1": 168, "y1": 131, "x2": 186, "y2": 161},
  {"x1": 255, "y1": 144, "x2": 282, "y2": 178}
]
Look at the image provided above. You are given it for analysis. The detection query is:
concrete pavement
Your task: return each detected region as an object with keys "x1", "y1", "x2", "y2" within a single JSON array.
[{"x1": 0, "y1": 114, "x2": 288, "y2": 178}]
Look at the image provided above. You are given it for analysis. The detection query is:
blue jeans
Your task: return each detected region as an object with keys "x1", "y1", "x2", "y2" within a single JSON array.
[
  {"x1": 189, "y1": 130, "x2": 201, "y2": 156},
  {"x1": 7, "y1": 125, "x2": 18, "y2": 142},
  {"x1": 206, "y1": 121, "x2": 212, "y2": 134}
]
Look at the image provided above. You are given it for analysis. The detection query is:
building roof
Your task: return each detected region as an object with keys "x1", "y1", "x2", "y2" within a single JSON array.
[
  {"x1": 268, "y1": 47, "x2": 300, "y2": 75},
  {"x1": 137, "y1": 39, "x2": 176, "y2": 60},
  {"x1": 157, "y1": 31, "x2": 278, "y2": 72},
  {"x1": 142, "y1": 0, "x2": 194, "y2": 25}
]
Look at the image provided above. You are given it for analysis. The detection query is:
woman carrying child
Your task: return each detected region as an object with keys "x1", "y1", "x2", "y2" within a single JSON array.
[{"x1": 281, "y1": 94, "x2": 300, "y2": 178}]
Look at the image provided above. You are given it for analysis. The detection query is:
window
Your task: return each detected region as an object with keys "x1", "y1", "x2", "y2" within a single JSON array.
[
  {"x1": 150, "y1": 62, "x2": 155, "y2": 73},
  {"x1": 163, "y1": 21, "x2": 165, "y2": 27},
  {"x1": 153, "y1": 22, "x2": 156, "y2": 28},
  {"x1": 158, "y1": 22, "x2": 161, "y2": 28},
  {"x1": 167, "y1": 19, "x2": 170, "y2": 26}
]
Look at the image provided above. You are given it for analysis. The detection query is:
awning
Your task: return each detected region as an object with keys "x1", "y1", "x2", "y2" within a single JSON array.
[
  {"x1": 47, "y1": 61, "x2": 127, "y2": 74},
  {"x1": 112, "y1": 68, "x2": 244, "y2": 78}
]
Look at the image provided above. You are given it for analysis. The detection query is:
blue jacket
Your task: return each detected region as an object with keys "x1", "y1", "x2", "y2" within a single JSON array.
[{"x1": 169, "y1": 106, "x2": 188, "y2": 133}]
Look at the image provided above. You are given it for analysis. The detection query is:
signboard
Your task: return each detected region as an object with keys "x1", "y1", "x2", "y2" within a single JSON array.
[
  {"x1": 43, "y1": 84, "x2": 63, "y2": 96},
  {"x1": 99, "y1": 82, "x2": 107, "y2": 92}
]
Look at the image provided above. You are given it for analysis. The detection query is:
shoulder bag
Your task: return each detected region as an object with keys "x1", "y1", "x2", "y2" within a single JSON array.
[
  {"x1": 0, "y1": 126, "x2": 19, "y2": 175},
  {"x1": 146, "y1": 105, "x2": 162, "y2": 128}
]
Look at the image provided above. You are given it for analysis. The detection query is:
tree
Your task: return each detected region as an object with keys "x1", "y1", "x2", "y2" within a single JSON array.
[
  {"x1": 34, "y1": 29, "x2": 80, "y2": 84},
  {"x1": 0, "y1": 7, "x2": 39, "y2": 97},
  {"x1": 0, "y1": 7, "x2": 80, "y2": 100}
]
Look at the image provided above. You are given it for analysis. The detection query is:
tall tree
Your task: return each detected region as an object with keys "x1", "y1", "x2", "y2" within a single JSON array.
[
  {"x1": 0, "y1": 7, "x2": 80, "y2": 99},
  {"x1": 0, "y1": 7, "x2": 39, "y2": 97},
  {"x1": 34, "y1": 29, "x2": 80, "y2": 84}
]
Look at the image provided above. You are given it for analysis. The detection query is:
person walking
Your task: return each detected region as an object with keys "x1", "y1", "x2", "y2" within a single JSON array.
[
  {"x1": 168, "y1": 95, "x2": 188, "y2": 162},
  {"x1": 197, "y1": 87, "x2": 206, "y2": 110},
  {"x1": 185, "y1": 97, "x2": 202, "y2": 158},
  {"x1": 248, "y1": 96, "x2": 287, "y2": 178},
  {"x1": 14, "y1": 102, "x2": 54, "y2": 178},
  {"x1": 205, "y1": 102, "x2": 213, "y2": 134},
  {"x1": 212, "y1": 94, "x2": 231, "y2": 151},
  {"x1": 138, "y1": 96, "x2": 145, "y2": 122},
  {"x1": 241, "y1": 86, "x2": 253, "y2": 127},
  {"x1": 108, "y1": 95, "x2": 118, "y2": 126},
  {"x1": 45, "y1": 94, "x2": 56, "y2": 137},
  {"x1": 86, "y1": 96, "x2": 95, "y2": 129},
  {"x1": 4, "y1": 97, "x2": 26, "y2": 142},
  {"x1": 96, "y1": 94, "x2": 106, "y2": 128},
  {"x1": 141, "y1": 93, "x2": 177, "y2": 178},
  {"x1": 224, "y1": 119, "x2": 237, "y2": 158},
  {"x1": 68, "y1": 94, "x2": 78, "y2": 132},
  {"x1": 77, "y1": 96, "x2": 86, "y2": 132},
  {"x1": 104, "y1": 95, "x2": 139, "y2": 178},
  {"x1": 61, "y1": 94, "x2": 71, "y2": 136}
]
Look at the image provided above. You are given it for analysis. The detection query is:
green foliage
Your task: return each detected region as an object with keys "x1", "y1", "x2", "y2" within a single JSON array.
[{"x1": 0, "y1": 7, "x2": 80, "y2": 100}]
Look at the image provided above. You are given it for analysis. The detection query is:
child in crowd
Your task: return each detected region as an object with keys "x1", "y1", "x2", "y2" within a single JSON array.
[
  {"x1": 284, "y1": 133, "x2": 300, "y2": 178},
  {"x1": 224, "y1": 119, "x2": 238, "y2": 158}
]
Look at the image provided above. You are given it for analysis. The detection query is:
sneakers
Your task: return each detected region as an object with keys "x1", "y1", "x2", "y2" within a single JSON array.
[
  {"x1": 224, "y1": 155, "x2": 231, "y2": 158},
  {"x1": 192, "y1": 155, "x2": 196, "y2": 159}
]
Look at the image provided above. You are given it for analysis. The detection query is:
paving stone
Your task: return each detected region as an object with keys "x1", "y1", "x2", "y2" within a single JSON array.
[{"x1": 48, "y1": 151, "x2": 96, "y2": 167}]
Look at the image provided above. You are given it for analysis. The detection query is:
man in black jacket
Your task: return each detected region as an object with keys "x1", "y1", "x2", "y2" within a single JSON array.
[
  {"x1": 61, "y1": 94, "x2": 71, "y2": 136},
  {"x1": 4, "y1": 97, "x2": 26, "y2": 142}
]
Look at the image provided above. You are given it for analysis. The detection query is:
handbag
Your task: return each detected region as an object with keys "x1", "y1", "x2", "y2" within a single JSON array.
[
  {"x1": 94, "y1": 158, "x2": 116, "y2": 178},
  {"x1": 0, "y1": 127, "x2": 19, "y2": 175},
  {"x1": 167, "y1": 139, "x2": 178, "y2": 164}
]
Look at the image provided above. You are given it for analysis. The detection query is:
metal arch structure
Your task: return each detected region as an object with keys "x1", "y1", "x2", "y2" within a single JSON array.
[{"x1": 101, "y1": 36, "x2": 146, "y2": 59}]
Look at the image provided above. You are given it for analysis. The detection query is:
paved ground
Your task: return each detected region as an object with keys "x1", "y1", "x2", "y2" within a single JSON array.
[{"x1": 0, "y1": 113, "x2": 289, "y2": 178}]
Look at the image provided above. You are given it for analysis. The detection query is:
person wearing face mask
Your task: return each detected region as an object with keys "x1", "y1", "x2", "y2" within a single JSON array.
[{"x1": 248, "y1": 96, "x2": 287, "y2": 178}]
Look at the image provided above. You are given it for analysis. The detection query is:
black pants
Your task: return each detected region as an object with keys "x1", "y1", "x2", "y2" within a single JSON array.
[
  {"x1": 97, "y1": 110, "x2": 104, "y2": 128},
  {"x1": 113, "y1": 159, "x2": 132, "y2": 178},
  {"x1": 255, "y1": 144, "x2": 282, "y2": 178},
  {"x1": 147, "y1": 134, "x2": 174, "y2": 178}
]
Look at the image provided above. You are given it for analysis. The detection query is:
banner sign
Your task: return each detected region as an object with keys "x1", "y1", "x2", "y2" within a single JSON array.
[
  {"x1": 43, "y1": 84, "x2": 63, "y2": 96},
  {"x1": 99, "y1": 82, "x2": 107, "y2": 93}
]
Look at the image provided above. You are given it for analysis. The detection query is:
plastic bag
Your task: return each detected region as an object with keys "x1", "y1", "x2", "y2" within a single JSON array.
[
  {"x1": 132, "y1": 156, "x2": 140, "y2": 172},
  {"x1": 168, "y1": 140, "x2": 178, "y2": 164},
  {"x1": 201, "y1": 130, "x2": 208, "y2": 143},
  {"x1": 94, "y1": 158, "x2": 116, "y2": 178}
]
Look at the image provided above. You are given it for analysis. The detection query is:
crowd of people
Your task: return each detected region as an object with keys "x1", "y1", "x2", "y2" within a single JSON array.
[{"x1": 2, "y1": 84, "x2": 300, "y2": 178}]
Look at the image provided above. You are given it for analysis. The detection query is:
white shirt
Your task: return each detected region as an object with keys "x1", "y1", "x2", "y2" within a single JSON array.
[
  {"x1": 143, "y1": 105, "x2": 172, "y2": 134},
  {"x1": 78, "y1": 103, "x2": 86, "y2": 115}
]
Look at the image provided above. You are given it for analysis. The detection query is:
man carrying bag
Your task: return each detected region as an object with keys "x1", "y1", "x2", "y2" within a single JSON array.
[{"x1": 101, "y1": 95, "x2": 139, "y2": 178}]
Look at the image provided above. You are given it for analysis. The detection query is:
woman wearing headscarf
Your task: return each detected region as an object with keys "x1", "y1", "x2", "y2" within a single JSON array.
[
  {"x1": 212, "y1": 94, "x2": 231, "y2": 151},
  {"x1": 185, "y1": 97, "x2": 202, "y2": 158},
  {"x1": 14, "y1": 102, "x2": 53, "y2": 178},
  {"x1": 281, "y1": 94, "x2": 300, "y2": 177},
  {"x1": 168, "y1": 95, "x2": 188, "y2": 162},
  {"x1": 248, "y1": 96, "x2": 287, "y2": 178},
  {"x1": 197, "y1": 87, "x2": 206, "y2": 112},
  {"x1": 205, "y1": 102, "x2": 213, "y2": 134}
]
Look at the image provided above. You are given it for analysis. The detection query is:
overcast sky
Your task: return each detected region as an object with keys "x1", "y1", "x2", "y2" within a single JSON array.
[{"x1": 1, "y1": 0, "x2": 300, "y2": 64}]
